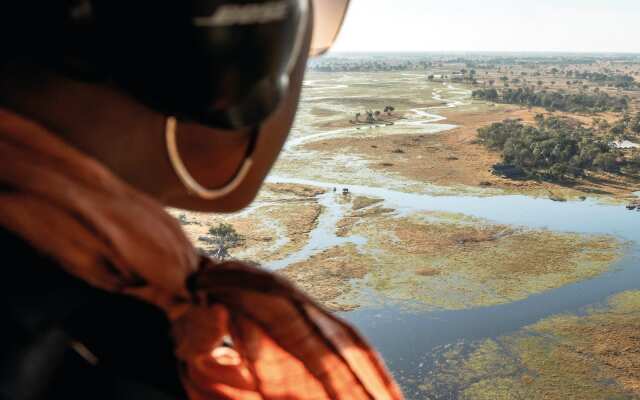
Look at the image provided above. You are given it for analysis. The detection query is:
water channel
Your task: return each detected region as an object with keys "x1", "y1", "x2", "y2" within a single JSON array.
[{"x1": 267, "y1": 73, "x2": 640, "y2": 398}]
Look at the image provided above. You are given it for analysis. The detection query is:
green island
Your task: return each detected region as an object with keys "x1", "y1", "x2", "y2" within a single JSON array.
[
  {"x1": 421, "y1": 291, "x2": 640, "y2": 399},
  {"x1": 472, "y1": 87, "x2": 629, "y2": 113},
  {"x1": 172, "y1": 51, "x2": 640, "y2": 399},
  {"x1": 478, "y1": 114, "x2": 640, "y2": 181}
]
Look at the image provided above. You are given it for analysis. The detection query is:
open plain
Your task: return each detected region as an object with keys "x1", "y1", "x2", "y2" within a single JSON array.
[{"x1": 171, "y1": 54, "x2": 640, "y2": 398}]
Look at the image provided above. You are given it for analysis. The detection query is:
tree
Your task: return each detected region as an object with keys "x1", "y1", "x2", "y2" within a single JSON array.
[
  {"x1": 630, "y1": 112, "x2": 640, "y2": 134},
  {"x1": 594, "y1": 153, "x2": 619, "y2": 173},
  {"x1": 611, "y1": 121, "x2": 626, "y2": 135},
  {"x1": 598, "y1": 119, "x2": 610, "y2": 131},
  {"x1": 472, "y1": 88, "x2": 498, "y2": 102},
  {"x1": 549, "y1": 163, "x2": 569, "y2": 180},
  {"x1": 177, "y1": 213, "x2": 189, "y2": 225},
  {"x1": 470, "y1": 87, "x2": 629, "y2": 113},
  {"x1": 203, "y1": 223, "x2": 245, "y2": 260}
]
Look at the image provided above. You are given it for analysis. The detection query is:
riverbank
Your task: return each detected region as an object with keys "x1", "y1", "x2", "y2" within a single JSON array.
[
  {"x1": 303, "y1": 105, "x2": 639, "y2": 202},
  {"x1": 421, "y1": 290, "x2": 640, "y2": 399},
  {"x1": 169, "y1": 69, "x2": 640, "y2": 399},
  {"x1": 277, "y1": 191, "x2": 625, "y2": 312},
  {"x1": 168, "y1": 183, "x2": 324, "y2": 262}
]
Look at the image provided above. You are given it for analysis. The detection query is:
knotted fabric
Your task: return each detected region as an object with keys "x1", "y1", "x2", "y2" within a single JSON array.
[{"x1": 0, "y1": 108, "x2": 403, "y2": 399}]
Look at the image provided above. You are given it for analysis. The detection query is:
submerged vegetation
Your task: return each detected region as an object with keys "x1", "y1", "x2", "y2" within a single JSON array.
[
  {"x1": 472, "y1": 87, "x2": 629, "y2": 113},
  {"x1": 478, "y1": 115, "x2": 640, "y2": 181},
  {"x1": 280, "y1": 208, "x2": 623, "y2": 312},
  {"x1": 175, "y1": 53, "x2": 640, "y2": 397},
  {"x1": 281, "y1": 202, "x2": 625, "y2": 311},
  {"x1": 422, "y1": 291, "x2": 640, "y2": 399}
]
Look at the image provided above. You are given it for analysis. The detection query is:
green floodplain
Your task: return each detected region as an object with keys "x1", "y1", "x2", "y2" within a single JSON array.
[
  {"x1": 421, "y1": 290, "x2": 640, "y2": 399},
  {"x1": 172, "y1": 53, "x2": 640, "y2": 399}
]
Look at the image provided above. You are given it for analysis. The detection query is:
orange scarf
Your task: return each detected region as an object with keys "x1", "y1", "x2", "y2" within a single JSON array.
[{"x1": 0, "y1": 108, "x2": 403, "y2": 400}]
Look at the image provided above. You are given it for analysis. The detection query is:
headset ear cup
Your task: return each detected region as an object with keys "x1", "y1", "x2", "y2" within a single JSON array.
[
  {"x1": 225, "y1": 75, "x2": 288, "y2": 130},
  {"x1": 52, "y1": 0, "x2": 309, "y2": 130},
  {"x1": 0, "y1": 2, "x2": 68, "y2": 65},
  {"x1": 183, "y1": 0, "x2": 308, "y2": 129}
]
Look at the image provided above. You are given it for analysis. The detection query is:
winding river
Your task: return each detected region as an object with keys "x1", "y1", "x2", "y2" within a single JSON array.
[{"x1": 267, "y1": 73, "x2": 640, "y2": 398}]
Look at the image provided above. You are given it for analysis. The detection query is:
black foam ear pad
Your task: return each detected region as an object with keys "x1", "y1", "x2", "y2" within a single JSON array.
[
  {"x1": 0, "y1": 2, "x2": 68, "y2": 63},
  {"x1": 4, "y1": 0, "x2": 308, "y2": 130}
]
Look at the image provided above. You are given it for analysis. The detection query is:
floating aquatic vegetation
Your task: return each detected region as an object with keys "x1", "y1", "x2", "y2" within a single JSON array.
[
  {"x1": 168, "y1": 183, "x2": 323, "y2": 263},
  {"x1": 278, "y1": 244, "x2": 375, "y2": 312},
  {"x1": 346, "y1": 211, "x2": 624, "y2": 310},
  {"x1": 421, "y1": 291, "x2": 640, "y2": 399},
  {"x1": 278, "y1": 198, "x2": 623, "y2": 313}
]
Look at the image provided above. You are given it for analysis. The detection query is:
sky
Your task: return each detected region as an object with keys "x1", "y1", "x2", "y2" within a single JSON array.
[{"x1": 330, "y1": 0, "x2": 640, "y2": 53}]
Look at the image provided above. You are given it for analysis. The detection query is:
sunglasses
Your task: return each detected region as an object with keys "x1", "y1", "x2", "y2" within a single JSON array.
[{"x1": 309, "y1": 0, "x2": 351, "y2": 56}]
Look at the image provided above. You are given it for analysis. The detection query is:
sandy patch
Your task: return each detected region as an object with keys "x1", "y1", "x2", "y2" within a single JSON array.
[
  {"x1": 303, "y1": 105, "x2": 639, "y2": 201},
  {"x1": 263, "y1": 182, "x2": 326, "y2": 198},
  {"x1": 335, "y1": 196, "x2": 393, "y2": 237},
  {"x1": 278, "y1": 244, "x2": 375, "y2": 312},
  {"x1": 168, "y1": 183, "x2": 323, "y2": 263},
  {"x1": 271, "y1": 192, "x2": 623, "y2": 312},
  {"x1": 342, "y1": 210, "x2": 624, "y2": 310},
  {"x1": 352, "y1": 196, "x2": 384, "y2": 210}
]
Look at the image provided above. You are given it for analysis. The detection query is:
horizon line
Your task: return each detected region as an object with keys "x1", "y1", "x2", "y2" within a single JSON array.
[{"x1": 327, "y1": 50, "x2": 640, "y2": 55}]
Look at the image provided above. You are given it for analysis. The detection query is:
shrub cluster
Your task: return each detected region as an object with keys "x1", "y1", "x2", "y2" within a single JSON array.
[
  {"x1": 472, "y1": 87, "x2": 629, "y2": 113},
  {"x1": 478, "y1": 116, "x2": 639, "y2": 181}
]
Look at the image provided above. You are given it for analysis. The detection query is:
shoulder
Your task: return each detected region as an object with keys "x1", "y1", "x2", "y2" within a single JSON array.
[{"x1": 0, "y1": 227, "x2": 185, "y2": 399}]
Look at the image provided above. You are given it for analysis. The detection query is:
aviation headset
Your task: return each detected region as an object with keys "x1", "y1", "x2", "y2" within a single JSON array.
[{"x1": 1, "y1": 0, "x2": 348, "y2": 199}]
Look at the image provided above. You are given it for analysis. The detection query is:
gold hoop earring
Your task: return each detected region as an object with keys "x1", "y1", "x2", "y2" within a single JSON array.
[{"x1": 165, "y1": 116, "x2": 253, "y2": 200}]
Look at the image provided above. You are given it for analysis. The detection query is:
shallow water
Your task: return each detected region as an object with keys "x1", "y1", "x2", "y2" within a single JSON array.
[
  {"x1": 268, "y1": 71, "x2": 640, "y2": 398},
  {"x1": 344, "y1": 246, "x2": 640, "y2": 398},
  {"x1": 266, "y1": 175, "x2": 640, "y2": 397},
  {"x1": 269, "y1": 176, "x2": 640, "y2": 242},
  {"x1": 267, "y1": 192, "x2": 367, "y2": 269}
]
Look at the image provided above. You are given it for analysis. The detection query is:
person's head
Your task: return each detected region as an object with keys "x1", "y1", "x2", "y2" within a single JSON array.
[{"x1": 0, "y1": 0, "x2": 349, "y2": 212}]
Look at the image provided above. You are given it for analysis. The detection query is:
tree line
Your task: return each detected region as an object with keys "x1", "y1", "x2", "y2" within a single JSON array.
[
  {"x1": 566, "y1": 71, "x2": 638, "y2": 89},
  {"x1": 307, "y1": 59, "x2": 432, "y2": 72},
  {"x1": 472, "y1": 87, "x2": 629, "y2": 113},
  {"x1": 477, "y1": 115, "x2": 640, "y2": 182}
]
